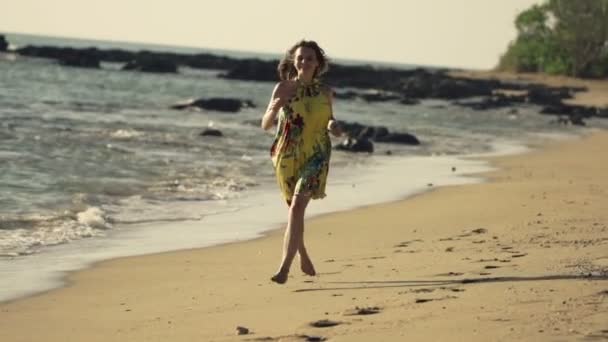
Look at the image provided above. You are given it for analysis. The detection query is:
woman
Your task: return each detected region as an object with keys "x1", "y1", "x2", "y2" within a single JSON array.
[{"x1": 261, "y1": 40, "x2": 342, "y2": 284}]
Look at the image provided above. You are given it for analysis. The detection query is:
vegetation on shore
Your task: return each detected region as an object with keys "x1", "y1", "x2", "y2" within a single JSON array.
[{"x1": 497, "y1": 0, "x2": 608, "y2": 78}]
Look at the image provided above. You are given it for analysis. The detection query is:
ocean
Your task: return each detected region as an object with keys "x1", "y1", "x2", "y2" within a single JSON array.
[{"x1": 1, "y1": 33, "x2": 604, "y2": 302}]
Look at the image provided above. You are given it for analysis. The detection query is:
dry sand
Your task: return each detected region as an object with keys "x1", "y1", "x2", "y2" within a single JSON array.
[{"x1": 1, "y1": 75, "x2": 608, "y2": 341}]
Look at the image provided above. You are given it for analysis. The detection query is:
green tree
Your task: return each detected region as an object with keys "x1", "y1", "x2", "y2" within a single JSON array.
[
  {"x1": 548, "y1": 0, "x2": 608, "y2": 77},
  {"x1": 498, "y1": 0, "x2": 608, "y2": 78}
]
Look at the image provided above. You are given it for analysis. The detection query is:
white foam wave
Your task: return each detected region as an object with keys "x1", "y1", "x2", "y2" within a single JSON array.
[
  {"x1": 76, "y1": 207, "x2": 111, "y2": 230},
  {"x1": 0, "y1": 207, "x2": 111, "y2": 257}
]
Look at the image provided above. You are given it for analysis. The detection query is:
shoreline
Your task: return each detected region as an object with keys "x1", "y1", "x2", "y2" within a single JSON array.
[
  {"x1": 2, "y1": 128, "x2": 607, "y2": 341},
  {"x1": 0, "y1": 137, "x2": 523, "y2": 304}
]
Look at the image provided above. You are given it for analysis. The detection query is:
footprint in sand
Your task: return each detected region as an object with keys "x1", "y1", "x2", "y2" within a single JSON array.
[
  {"x1": 416, "y1": 296, "x2": 459, "y2": 304},
  {"x1": 309, "y1": 319, "x2": 342, "y2": 328},
  {"x1": 457, "y1": 228, "x2": 488, "y2": 238},
  {"x1": 436, "y1": 272, "x2": 464, "y2": 276},
  {"x1": 585, "y1": 329, "x2": 608, "y2": 340},
  {"x1": 484, "y1": 265, "x2": 500, "y2": 269},
  {"x1": 255, "y1": 334, "x2": 327, "y2": 341},
  {"x1": 394, "y1": 239, "x2": 423, "y2": 248},
  {"x1": 415, "y1": 298, "x2": 434, "y2": 303},
  {"x1": 412, "y1": 288, "x2": 436, "y2": 293},
  {"x1": 476, "y1": 258, "x2": 511, "y2": 263},
  {"x1": 303, "y1": 337, "x2": 327, "y2": 342},
  {"x1": 511, "y1": 253, "x2": 528, "y2": 258},
  {"x1": 439, "y1": 237, "x2": 458, "y2": 241},
  {"x1": 343, "y1": 306, "x2": 382, "y2": 316}
]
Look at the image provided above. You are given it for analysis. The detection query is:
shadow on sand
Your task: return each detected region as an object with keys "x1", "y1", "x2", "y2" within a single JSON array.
[{"x1": 293, "y1": 274, "x2": 608, "y2": 292}]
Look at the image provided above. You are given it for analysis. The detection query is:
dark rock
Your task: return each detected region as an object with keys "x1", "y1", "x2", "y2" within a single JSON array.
[
  {"x1": 200, "y1": 128, "x2": 223, "y2": 137},
  {"x1": 527, "y1": 86, "x2": 574, "y2": 106},
  {"x1": 339, "y1": 121, "x2": 367, "y2": 138},
  {"x1": 57, "y1": 48, "x2": 101, "y2": 68},
  {"x1": 171, "y1": 97, "x2": 252, "y2": 112},
  {"x1": 569, "y1": 114, "x2": 586, "y2": 126},
  {"x1": 433, "y1": 79, "x2": 492, "y2": 99},
  {"x1": 551, "y1": 115, "x2": 586, "y2": 126},
  {"x1": 401, "y1": 70, "x2": 438, "y2": 98},
  {"x1": 335, "y1": 137, "x2": 374, "y2": 153},
  {"x1": 339, "y1": 120, "x2": 419, "y2": 145},
  {"x1": 0, "y1": 35, "x2": 8, "y2": 51},
  {"x1": 375, "y1": 132, "x2": 420, "y2": 145},
  {"x1": 400, "y1": 97, "x2": 420, "y2": 105},
  {"x1": 372, "y1": 126, "x2": 390, "y2": 139},
  {"x1": 235, "y1": 326, "x2": 249, "y2": 335},
  {"x1": 540, "y1": 103, "x2": 597, "y2": 118},
  {"x1": 123, "y1": 55, "x2": 177, "y2": 73}
]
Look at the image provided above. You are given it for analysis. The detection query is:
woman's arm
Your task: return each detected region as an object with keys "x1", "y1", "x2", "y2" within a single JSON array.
[
  {"x1": 261, "y1": 82, "x2": 292, "y2": 131},
  {"x1": 325, "y1": 88, "x2": 343, "y2": 137}
]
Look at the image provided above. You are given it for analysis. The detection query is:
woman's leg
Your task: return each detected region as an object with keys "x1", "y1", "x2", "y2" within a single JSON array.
[
  {"x1": 271, "y1": 193, "x2": 311, "y2": 284},
  {"x1": 298, "y1": 233, "x2": 316, "y2": 276}
]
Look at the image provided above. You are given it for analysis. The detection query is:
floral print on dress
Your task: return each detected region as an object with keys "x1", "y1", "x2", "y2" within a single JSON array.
[{"x1": 270, "y1": 79, "x2": 332, "y2": 203}]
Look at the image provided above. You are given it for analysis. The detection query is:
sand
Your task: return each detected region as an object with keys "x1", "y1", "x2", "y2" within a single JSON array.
[{"x1": 1, "y1": 75, "x2": 608, "y2": 341}]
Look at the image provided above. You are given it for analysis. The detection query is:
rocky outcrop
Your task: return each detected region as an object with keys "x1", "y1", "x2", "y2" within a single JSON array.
[
  {"x1": 6, "y1": 37, "x2": 607, "y2": 122},
  {"x1": 0, "y1": 35, "x2": 8, "y2": 51},
  {"x1": 122, "y1": 56, "x2": 177, "y2": 73},
  {"x1": 171, "y1": 98, "x2": 255, "y2": 112},
  {"x1": 57, "y1": 49, "x2": 101, "y2": 68},
  {"x1": 340, "y1": 121, "x2": 421, "y2": 146},
  {"x1": 335, "y1": 137, "x2": 374, "y2": 153},
  {"x1": 200, "y1": 128, "x2": 223, "y2": 137}
]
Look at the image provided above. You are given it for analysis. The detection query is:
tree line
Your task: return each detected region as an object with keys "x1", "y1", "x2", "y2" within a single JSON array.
[{"x1": 498, "y1": 0, "x2": 608, "y2": 78}]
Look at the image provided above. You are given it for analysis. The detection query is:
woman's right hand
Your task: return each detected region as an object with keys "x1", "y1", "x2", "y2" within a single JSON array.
[
  {"x1": 262, "y1": 81, "x2": 297, "y2": 130},
  {"x1": 271, "y1": 81, "x2": 297, "y2": 110}
]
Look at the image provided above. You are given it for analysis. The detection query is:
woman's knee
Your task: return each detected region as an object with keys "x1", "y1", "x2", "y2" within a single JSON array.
[{"x1": 289, "y1": 194, "x2": 310, "y2": 215}]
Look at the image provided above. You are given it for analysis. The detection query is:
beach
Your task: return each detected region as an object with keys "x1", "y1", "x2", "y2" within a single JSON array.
[
  {"x1": 2, "y1": 34, "x2": 608, "y2": 341},
  {"x1": 1, "y1": 106, "x2": 607, "y2": 340}
]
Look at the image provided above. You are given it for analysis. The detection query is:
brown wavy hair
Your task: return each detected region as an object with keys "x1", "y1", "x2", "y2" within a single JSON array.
[{"x1": 277, "y1": 40, "x2": 329, "y2": 81}]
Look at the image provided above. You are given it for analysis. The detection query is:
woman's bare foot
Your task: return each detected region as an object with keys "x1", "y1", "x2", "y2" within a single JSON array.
[
  {"x1": 271, "y1": 270, "x2": 289, "y2": 284},
  {"x1": 300, "y1": 256, "x2": 316, "y2": 276}
]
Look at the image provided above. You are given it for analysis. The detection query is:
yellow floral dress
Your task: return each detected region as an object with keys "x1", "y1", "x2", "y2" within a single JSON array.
[{"x1": 270, "y1": 79, "x2": 332, "y2": 204}]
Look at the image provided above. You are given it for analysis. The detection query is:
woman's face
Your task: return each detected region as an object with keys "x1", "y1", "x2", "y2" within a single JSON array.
[{"x1": 293, "y1": 46, "x2": 319, "y2": 78}]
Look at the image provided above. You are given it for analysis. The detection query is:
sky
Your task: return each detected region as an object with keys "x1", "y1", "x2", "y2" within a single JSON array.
[{"x1": 2, "y1": 0, "x2": 543, "y2": 69}]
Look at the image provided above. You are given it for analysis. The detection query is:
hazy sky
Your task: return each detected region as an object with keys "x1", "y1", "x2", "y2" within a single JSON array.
[{"x1": 2, "y1": 0, "x2": 542, "y2": 69}]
